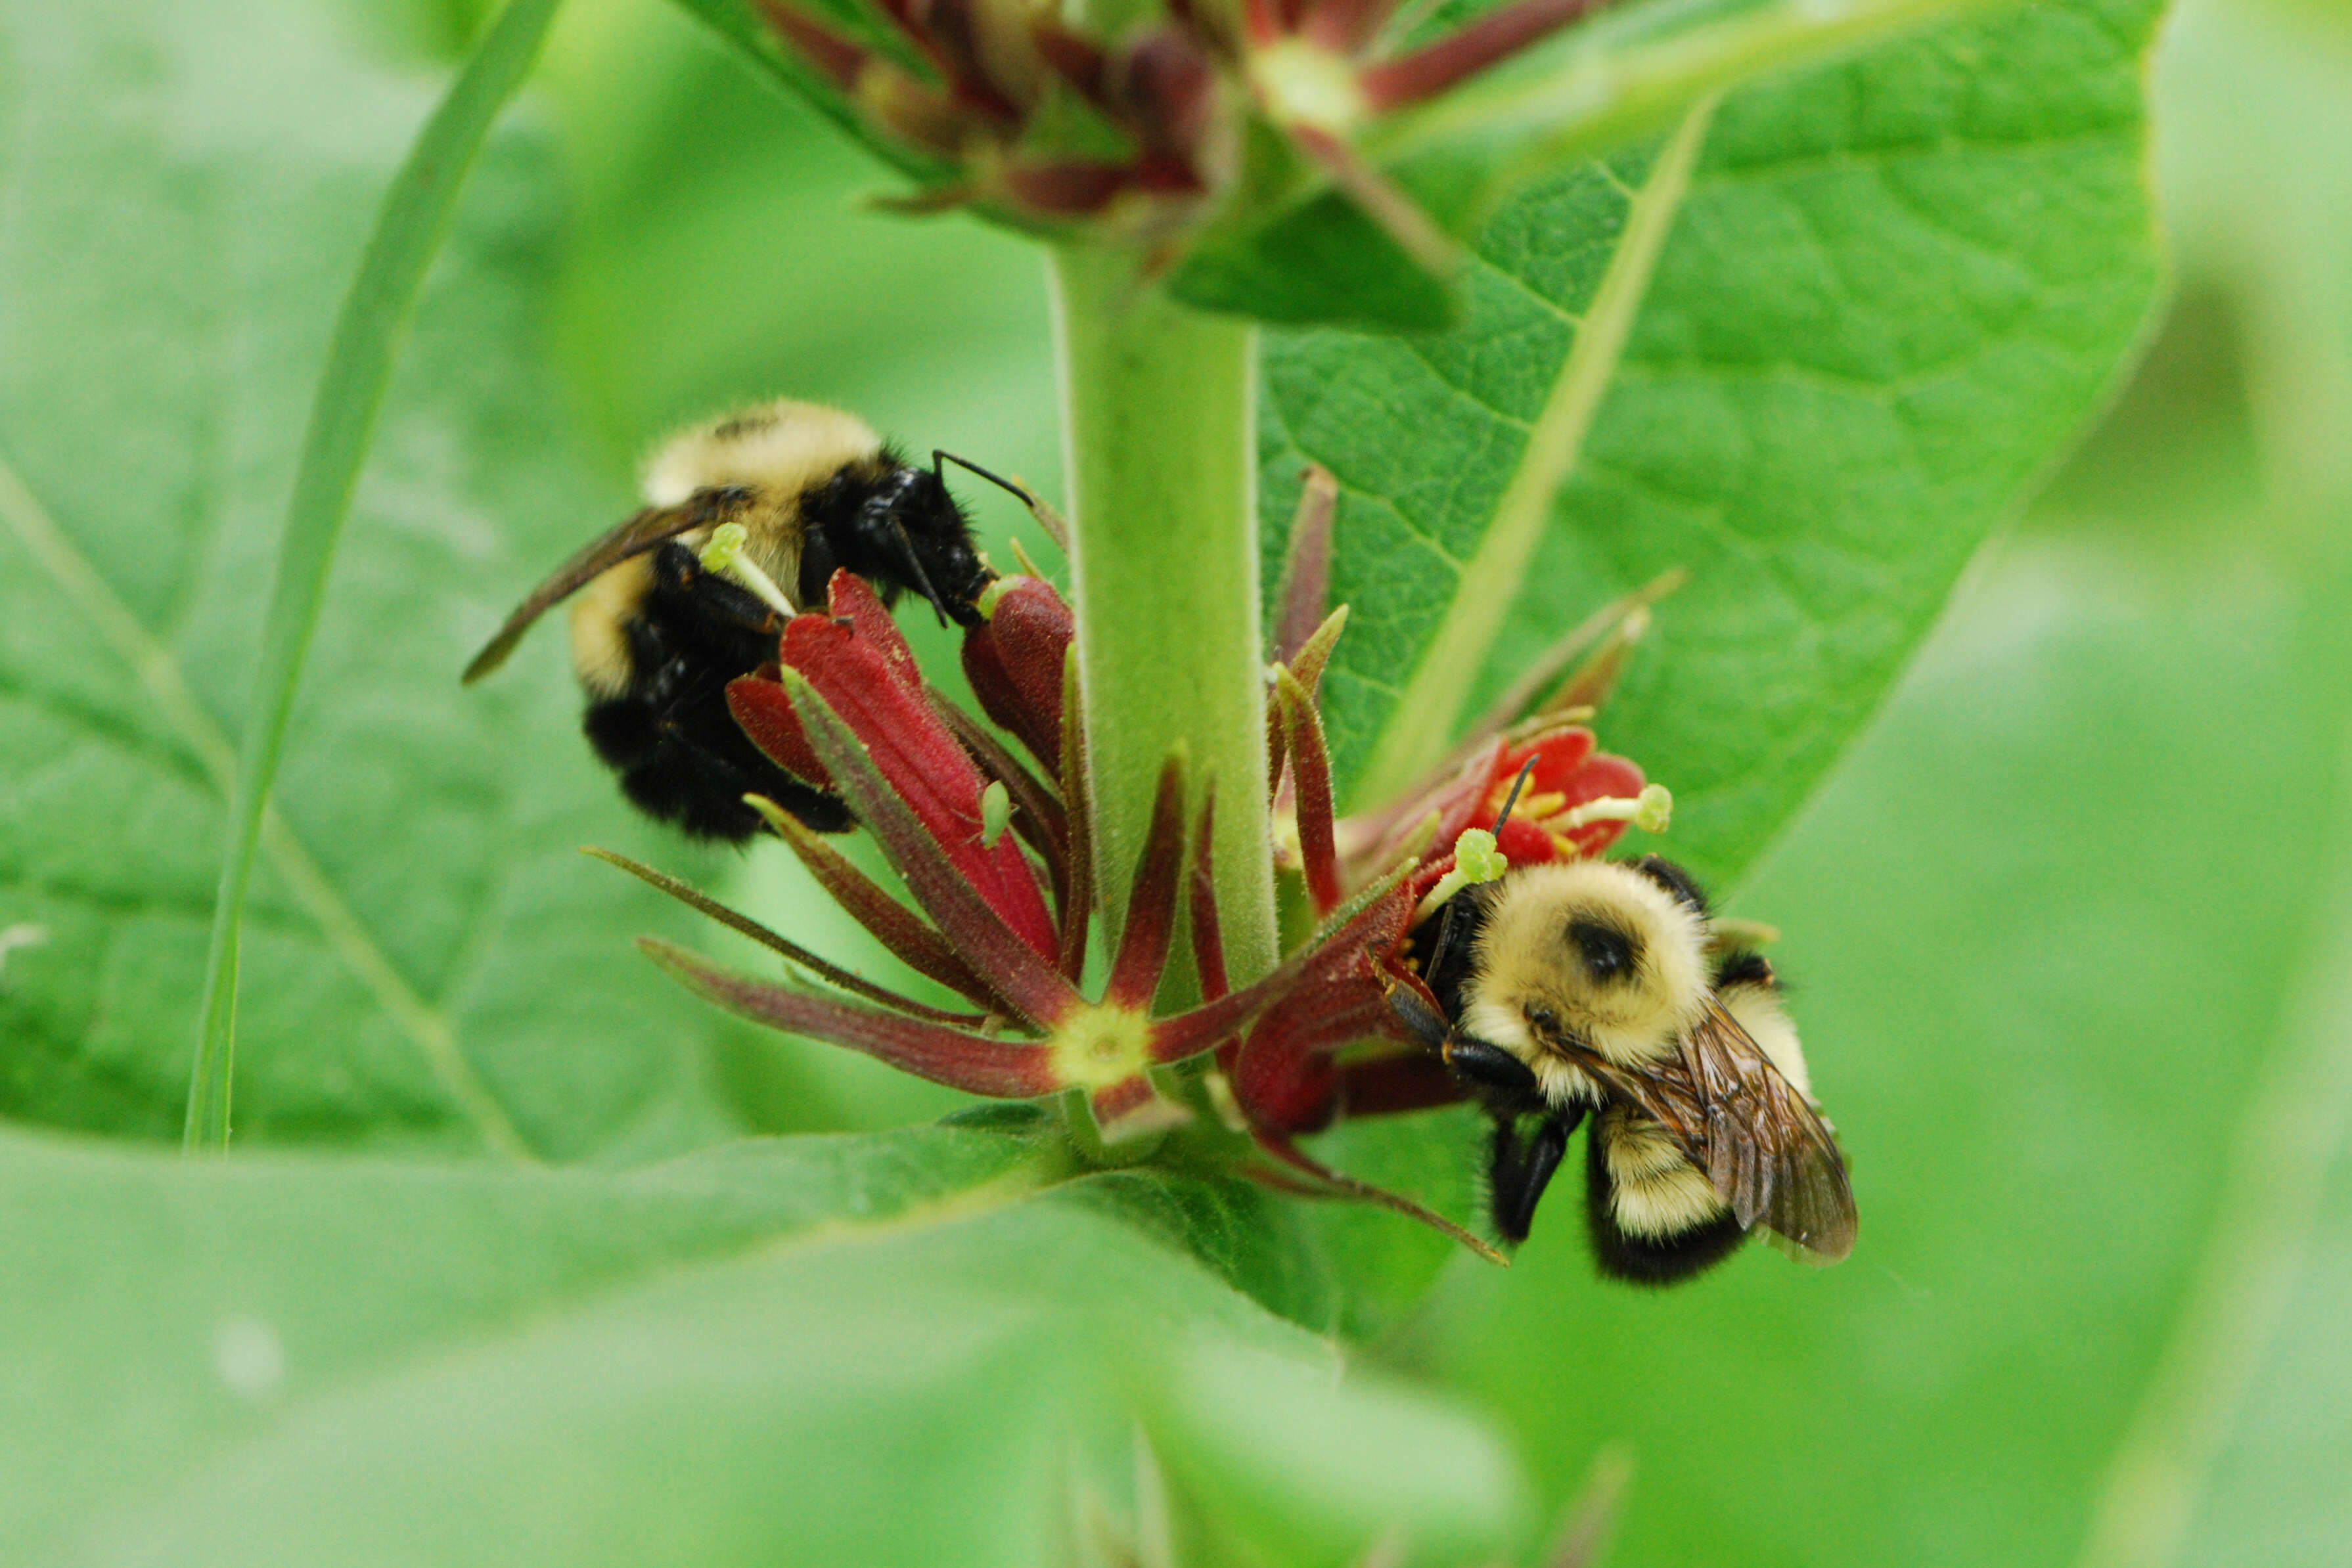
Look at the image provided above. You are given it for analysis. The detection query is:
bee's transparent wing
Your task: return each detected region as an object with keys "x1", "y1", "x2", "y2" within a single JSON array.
[
  {"x1": 1676, "y1": 998, "x2": 1857, "y2": 1263},
  {"x1": 462, "y1": 504, "x2": 702, "y2": 683}
]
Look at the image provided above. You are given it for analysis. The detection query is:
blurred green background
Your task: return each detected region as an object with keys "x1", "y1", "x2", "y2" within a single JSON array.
[{"x1": 32, "y1": 0, "x2": 2352, "y2": 1559}]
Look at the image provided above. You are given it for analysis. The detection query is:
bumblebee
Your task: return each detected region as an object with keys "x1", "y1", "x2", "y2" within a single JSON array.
[
  {"x1": 1395, "y1": 853, "x2": 1856, "y2": 1283},
  {"x1": 463, "y1": 399, "x2": 995, "y2": 841}
]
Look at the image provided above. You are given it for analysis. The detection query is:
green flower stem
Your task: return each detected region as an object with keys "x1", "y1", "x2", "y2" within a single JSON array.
[
  {"x1": 1049, "y1": 244, "x2": 1278, "y2": 987},
  {"x1": 185, "y1": 0, "x2": 564, "y2": 1155}
]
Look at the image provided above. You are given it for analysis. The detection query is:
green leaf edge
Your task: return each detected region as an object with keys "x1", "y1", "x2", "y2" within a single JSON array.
[{"x1": 185, "y1": 0, "x2": 566, "y2": 1155}]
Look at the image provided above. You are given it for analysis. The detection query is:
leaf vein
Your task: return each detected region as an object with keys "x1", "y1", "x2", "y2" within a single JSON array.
[{"x1": 0, "y1": 445, "x2": 536, "y2": 1160}]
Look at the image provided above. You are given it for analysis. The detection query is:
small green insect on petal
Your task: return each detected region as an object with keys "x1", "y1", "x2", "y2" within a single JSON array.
[{"x1": 980, "y1": 780, "x2": 1012, "y2": 848}]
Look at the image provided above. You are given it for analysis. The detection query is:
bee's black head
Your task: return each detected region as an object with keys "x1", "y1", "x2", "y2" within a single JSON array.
[
  {"x1": 895, "y1": 466, "x2": 990, "y2": 627},
  {"x1": 808, "y1": 460, "x2": 991, "y2": 627}
]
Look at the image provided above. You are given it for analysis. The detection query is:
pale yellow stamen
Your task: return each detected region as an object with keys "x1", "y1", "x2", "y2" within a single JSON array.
[
  {"x1": 1557, "y1": 783, "x2": 1673, "y2": 836},
  {"x1": 699, "y1": 522, "x2": 796, "y2": 617}
]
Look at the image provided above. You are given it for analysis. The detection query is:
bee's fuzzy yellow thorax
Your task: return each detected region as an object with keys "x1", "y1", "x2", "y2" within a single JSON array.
[
  {"x1": 643, "y1": 399, "x2": 883, "y2": 508},
  {"x1": 1464, "y1": 860, "x2": 1709, "y2": 1072}
]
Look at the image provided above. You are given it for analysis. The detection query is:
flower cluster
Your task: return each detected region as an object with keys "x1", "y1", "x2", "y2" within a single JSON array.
[
  {"x1": 604, "y1": 521, "x2": 1673, "y2": 1254},
  {"x1": 752, "y1": 0, "x2": 1616, "y2": 256}
]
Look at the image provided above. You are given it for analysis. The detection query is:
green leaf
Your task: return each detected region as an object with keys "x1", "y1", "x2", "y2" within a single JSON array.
[
  {"x1": 186, "y1": 0, "x2": 565, "y2": 1152},
  {"x1": 0, "y1": 1122, "x2": 1529, "y2": 1566},
  {"x1": 1261, "y1": 0, "x2": 2165, "y2": 887},
  {"x1": 1171, "y1": 0, "x2": 2014, "y2": 329},
  {"x1": 0, "y1": 0, "x2": 787, "y2": 1157}
]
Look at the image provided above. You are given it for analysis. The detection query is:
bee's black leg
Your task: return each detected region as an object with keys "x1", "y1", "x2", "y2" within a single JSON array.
[
  {"x1": 651, "y1": 541, "x2": 787, "y2": 635},
  {"x1": 1489, "y1": 1107, "x2": 1581, "y2": 1245},
  {"x1": 1384, "y1": 981, "x2": 1451, "y2": 1051},
  {"x1": 1445, "y1": 1037, "x2": 1545, "y2": 1106}
]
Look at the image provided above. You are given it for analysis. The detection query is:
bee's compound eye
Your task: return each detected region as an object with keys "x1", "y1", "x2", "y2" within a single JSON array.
[{"x1": 1568, "y1": 917, "x2": 1637, "y2": 985}]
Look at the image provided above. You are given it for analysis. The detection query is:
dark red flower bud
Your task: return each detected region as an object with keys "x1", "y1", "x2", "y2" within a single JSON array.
[{"x1": 961, "y1": 576, "x2": 1074, "y2": 772}]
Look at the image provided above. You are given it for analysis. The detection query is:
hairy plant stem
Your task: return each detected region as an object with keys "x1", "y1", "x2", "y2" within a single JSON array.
[{"x1": 1049, "y1": 245, "x2": 1278, "y2": 989}]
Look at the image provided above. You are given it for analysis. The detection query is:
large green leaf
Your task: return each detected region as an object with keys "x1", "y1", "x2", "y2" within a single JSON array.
[
  {"x1": 1169, "y1": 0, "x2": 2012, "y2": 329},
  {"x1": 1261, "y1": 0, "x2": 2164, "y2": 888},
  {"x1": 0, "y1": 0, "x2": 771, "y2": 1157},
  {"x1": 0, "y1": 1119, "x2": 1529, "y2": 1567}
]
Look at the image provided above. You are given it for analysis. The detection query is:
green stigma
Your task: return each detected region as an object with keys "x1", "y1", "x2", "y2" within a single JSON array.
[{"x1": 1454, "y1": 828, "x2": 1508, "y2": 883}]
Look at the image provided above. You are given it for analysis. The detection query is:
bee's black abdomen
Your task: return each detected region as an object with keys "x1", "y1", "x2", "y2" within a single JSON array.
[
  {"x1": 582, "y1": 542, "x2": 852, "y2": 841},
  {"x1": 1630, "y1": 854, "x2": 1710, "y2": 914},
  {"x1": 1583, "y1": 1133, "x2": 1748, "y2": 1286},
  {"x1": 1712, "y1": 949, "x2": 1777, "y2": 991},
  {"x1": 583, "y1": 696, "x2": 846, "y2": 841}
]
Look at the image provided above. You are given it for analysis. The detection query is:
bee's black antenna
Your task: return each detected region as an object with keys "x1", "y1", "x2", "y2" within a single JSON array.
[
  {"x1": 933, "y1": 449, "x2": 1035, "y2": 508},
  {"x1": 888, "y1": 518, "x2": 952, "y2": 627},
  {"x1": 1422, "y1": 758, "x2": 1542, "y2": 1004},
  {"x1": 1489, "y1": 757, "x2": 1539, "y2": 836}
]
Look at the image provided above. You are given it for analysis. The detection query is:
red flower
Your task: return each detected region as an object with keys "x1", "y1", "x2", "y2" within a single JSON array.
[
  {"x1": 614, "y1": 571, "x2": 1459, "y2": 1175},
  {"x1": 598, "y1": 562, "x2": 1671, "y2": 1263},
  {"x1": 729, "y1": 572, "x2": 1057, "y2": 961}
]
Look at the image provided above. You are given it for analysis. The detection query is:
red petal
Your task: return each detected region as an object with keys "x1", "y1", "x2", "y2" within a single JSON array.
[
  {"x1": 1106, "y1": 757, "x2": 1187, "y2": 1011},
  {"x1": 1276, "y1": 669, "x2": 1342, "y2": 917},
  {"x1": 1334, "y1": 1052, "x2": 1465, "y2": 1117},
  {"x1": 1493, "y1": 815, "x2": 1556, "y2": 863},
  {"x1": 1296, "y1": 0, "x2": 1394, "y2": 53},
  {"x1": 752, "y1": 799, "x2": 1008, "y2": 1012},
  {"x1": 587, "y1": 847, "x2": 982, "y2": 1026},
  {"x1": 1056, "y1": 660, "x2": 1094, "y2": 985},
  {"x1": 783, "y1": 609, "x2": 1058, "y2": 960},
  {"x1": 1273, "y1": 464, "x2": 1338, "y2": 669},
  {"x1": 1002, "y1": 160, "x2": 1132, "y2": 216},
  {"x1": 826, "y1": 570, "x2": 921, "y2": 683},
  {"x1": 1118, "y1": 28, "x2": 1218, "y2": 163},
  {"x1": 1152, "y1": 862, "x2": 1419, "y2": 1065},
  {"x1": 1235, "y1": 1015, "x2": 1338, "y2": 1134},
  {"x1": 1499, "y1": 725, "x2": 1596, "y2": 797},
  {"x1": 754, "y1": 0, "x2": 870, "y2": 89},
  {"x1": 729, "y1": 667, "x2": 830, "y2": 788},
  {"x1": 641, "y1": 939, "x2": 1059, "y2": 1098},
  {"x1": 785, "y1": 672, "x2": 1072, "y2": 1014},
  {"x1": 1359, "y1": 0, "x2": 1613, "y2": 113}
]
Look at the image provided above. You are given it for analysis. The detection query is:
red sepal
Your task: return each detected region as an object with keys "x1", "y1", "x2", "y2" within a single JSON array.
[{"x1": 962, "y1": 576, "x2": 1074, "y2": 773}]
